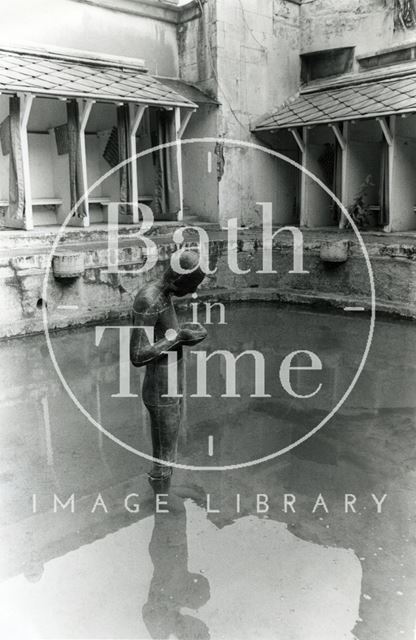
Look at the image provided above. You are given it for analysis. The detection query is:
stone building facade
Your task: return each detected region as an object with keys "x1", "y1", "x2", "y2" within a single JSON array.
[
  {"x1": 0, "y1": 0, "x2": 416, "y2": 336},
  {"x1": 2, "y1": 0, "x2": 416, "y2": 227}
]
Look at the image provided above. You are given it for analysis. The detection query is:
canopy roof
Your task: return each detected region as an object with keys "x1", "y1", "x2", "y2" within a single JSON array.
[
  {"x1": 254, "y1": 73, "x2": 416, "y2": 131},
  {"x1": 156, "y1": 77, "x2": 219, "y2": 105},
  {"x1": 0, "y1": 46, "x2": 197, "y2": 108}
]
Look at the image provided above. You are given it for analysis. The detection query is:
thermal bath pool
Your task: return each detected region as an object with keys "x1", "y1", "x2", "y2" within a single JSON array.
[{"x1": 0, "y1": 302, "x2": 415, "y2": 639}]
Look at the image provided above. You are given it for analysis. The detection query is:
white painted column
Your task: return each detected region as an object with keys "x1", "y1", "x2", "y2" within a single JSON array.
[
  {"x1": 129, "y1": 104, "x2": 147, "y2": 224},
  {"x1": 70, "y1": 98, "x2": 94, "y2": 227},
  {"x1": 19, "y1": 93, "x2": 34, "y2": 231},
  {"x1": 175, "y1": 107, "x2": 184, "y2": 221},
  {"x1": 340, "y1": 121, "x2": 350, "y2": 229},
  {"x1": 175, "y1": 107, "x2": 195, "y2": 221},
  {"x1": 377, "y1": 115, "x2": 396, "y2": 233}
]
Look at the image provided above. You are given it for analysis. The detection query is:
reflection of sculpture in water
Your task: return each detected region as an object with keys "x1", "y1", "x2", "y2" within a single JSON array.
[
  {"x1": 143, "y1": 485, "x2": 210, "y2": 640},
  {"x1": 130, "y1": 251, "x2": 207, "y2": 483}
]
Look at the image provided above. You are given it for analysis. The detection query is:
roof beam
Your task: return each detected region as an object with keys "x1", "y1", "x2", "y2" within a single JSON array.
[
  {"x1": 377, "y1": 117, "x2": 393, "y2": 146},
  {"x1": 330, "y1": 123, "x2": 346, "y2": 151},
  {"x1": 19, "y1": 92, "x2": 34, "y2": 129},
  {"x1": 78, "y1": 98, "x2": 94, "y2": 132},
  {"x1": 0, "y1": 91, "x2": 195, "y2": 109},
  {"x1": 289, "y1": 127, "x2": 305, "y2": 154},
  {"x1": 177, "y1": 108, "x2": 196, "y2": 139},
  {"x1": 130, "y1": 104, "x2": 147, "y2": 137},
  {"x1": 19, "y1": 93, "x2": 34, "y2": 230}
]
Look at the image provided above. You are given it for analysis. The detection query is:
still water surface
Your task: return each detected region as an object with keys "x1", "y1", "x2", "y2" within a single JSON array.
[{"x1": 0, "y1": 303, "x2": 415, "y2": 639}]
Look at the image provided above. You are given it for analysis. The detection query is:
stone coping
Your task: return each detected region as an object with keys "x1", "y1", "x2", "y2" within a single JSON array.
[
  {"x1": 1, "y1": 287, "x2": 413, "y2": 341},
  {"x1": 2, "y1": 225, "x2": 416, "y2": 263},
  {"x1": 0, "y1": 221, "x2": 221, "y2": 251}
]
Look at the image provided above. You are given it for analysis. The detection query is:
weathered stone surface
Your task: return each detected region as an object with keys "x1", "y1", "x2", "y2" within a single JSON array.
[
  {"x1": 320, "y1": 240, "x2": 350, "y2": 263},
  {"x1": 52, "y1": 252, "x2": 85, "y2": 279},
  {"x1": 0, "y1": 226, "x2": 414, "y2": 338}
]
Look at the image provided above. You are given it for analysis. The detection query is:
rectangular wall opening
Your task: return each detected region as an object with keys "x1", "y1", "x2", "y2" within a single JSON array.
[
  {"x1": 391, "y1": 113, "x2": 416, "y2": 231},
  {"x1": 348, "y1": 119, "x2": 385, "y2": 230},
  {"x1": 28, "y1": 98, "x2": 68, "y2": 226},
  {"x1": 304, "y1": 125, "x2": 340, "y2": 228},
  {"x1": 257, "y1": 128, "x2": 300, "y2": 227}
]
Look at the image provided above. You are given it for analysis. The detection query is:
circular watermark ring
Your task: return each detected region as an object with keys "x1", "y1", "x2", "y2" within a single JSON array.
[{"x1": 42, "y1": 137, "x2": 376, "y2": 471}]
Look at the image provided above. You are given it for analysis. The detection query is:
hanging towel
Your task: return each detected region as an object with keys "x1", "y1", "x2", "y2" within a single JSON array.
[
  {"x1": 103, "y1": 126, "x2": 119, "y2": 168},
  {"x1": 54, "y1": 123, "x2": 69, "y2": 156},
  {"x1": 0, "y1": 116, "x2": 10, "y2": 156}
]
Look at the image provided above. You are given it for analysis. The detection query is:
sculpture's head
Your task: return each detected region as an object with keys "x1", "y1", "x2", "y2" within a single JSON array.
[{"x1": 164, "y1": 250, "x2": 205, "y2": 297}]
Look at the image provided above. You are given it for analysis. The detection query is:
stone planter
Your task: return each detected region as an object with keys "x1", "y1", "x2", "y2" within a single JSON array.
[
  {"x1": 320, "y1": 240, "x2": 349, "y2": 263},
  {"x1": 52, "y1": 251, "x2": 85, "y2": 279}
]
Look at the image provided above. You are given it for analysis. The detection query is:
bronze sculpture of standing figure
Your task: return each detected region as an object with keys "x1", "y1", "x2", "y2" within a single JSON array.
[{"x1": 130, "y1": 251, "x2": 207, "y2": 483}]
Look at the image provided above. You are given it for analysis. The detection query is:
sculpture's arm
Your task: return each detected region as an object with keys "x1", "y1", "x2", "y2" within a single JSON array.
[{"x1": 177, "y1": 322, "x2": 208, "y2": 346}]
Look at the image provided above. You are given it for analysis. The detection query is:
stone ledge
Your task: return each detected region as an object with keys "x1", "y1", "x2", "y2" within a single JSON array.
[
  {"x1": 0, "y1": 221, "x2": 221, "y2": 252},
  {"x1": 71, "y1": 0, "x2": 201, "y2": 24},
  {"x1": 2, "y1": 226, "x2": 416, "y2": 262},
  {"x1": 2, "y1": 287, "x2": 413, "y2": 341},
  {"x1": 1, "y1": 227, "x2": 415, "y2": 337},
  {"x1": 188, "y1": 287, "x2": 416, "y2": 320}
]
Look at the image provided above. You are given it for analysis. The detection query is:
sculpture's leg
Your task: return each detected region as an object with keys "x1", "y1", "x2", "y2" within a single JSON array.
[{"x1": 146, "y1": 401, "x2": 182, "y2": 480}]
